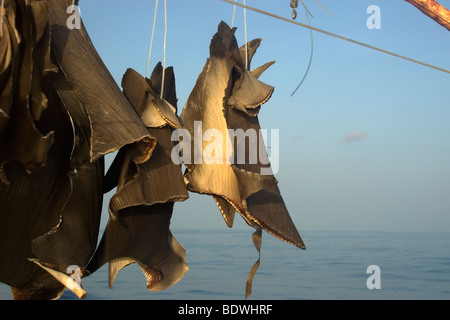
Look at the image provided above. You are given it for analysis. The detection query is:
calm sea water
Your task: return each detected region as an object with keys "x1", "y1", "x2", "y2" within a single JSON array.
[{"x1": 1, "y1": 229, "x2": 449, "y2": 300}]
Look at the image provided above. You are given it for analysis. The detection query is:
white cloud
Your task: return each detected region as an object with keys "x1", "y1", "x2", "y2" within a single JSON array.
[{"x1": 341, "y1": 131, "x2": 367, "y2": 142}]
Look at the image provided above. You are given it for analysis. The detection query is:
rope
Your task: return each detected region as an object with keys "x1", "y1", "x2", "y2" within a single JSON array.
[
  {"x1": 313, "y1": 0, "x2": 335, "y2": 16},
  {"x1": 230, "y1": 0, "x2": 249, "y2": 69},
  {"x1": 243, "y1": 0, "x2": 248, "y2": 70},
  {"x1": 220, "y1": 0, "x2": 450, "y2": 75},
  {"x1": 146, "y1": 0, "x2": 159, "y2": 78},
  {"x1": 145, "y1": 0, "x2": 168, "y2": 99},
  {"x1": 291, "y1": 0, "x2": 314, "y2": 96},
  {"x1": 160, "y1": 0, "x2": 167, "y2": 99},
  {"x1": 231, "y1": 0, "x2": 237, "y2": 27}
]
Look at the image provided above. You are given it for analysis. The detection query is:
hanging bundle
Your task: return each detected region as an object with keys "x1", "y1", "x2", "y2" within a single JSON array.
[
  {"x1": 1, "y1": 0, "x2": 307, "y2": 300},
  {"x1": 180, "y1": 21, "x2": 305, "y2": 298},
  {"x1": 87, "y1": 64, "x2": 189, "y2": 292},
  {"x1": 0, "y1": 0, "x2": 57, "y2": 184},
  {"x1": 0, "y1": 0, "x2": 155, "y2": 299}
]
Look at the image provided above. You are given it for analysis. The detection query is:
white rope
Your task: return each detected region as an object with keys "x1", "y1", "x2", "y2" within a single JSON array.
[
  {"x1": 160, "y1": 0, "x2": 167, "y2": 99},
  {"x1": 146, "y1": 0, "x2": 159, "y2": 78},
  {"x1": 231, "y1": 0, "x2": 237, "y2": 27},
  {"x1": 231, "y1": 0, "x2": 249, "y2": 69},
  {"x1": 145, "y1": 0, "x2": 168, "y2": 98},
  {"x1": 243, "y1": 0, "x2": 248, "y2": 70}
]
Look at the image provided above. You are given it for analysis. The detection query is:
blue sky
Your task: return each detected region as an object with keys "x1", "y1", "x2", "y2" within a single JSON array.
[{"x1": 78, "y1": 0, "x2": 450, "y2": 233}]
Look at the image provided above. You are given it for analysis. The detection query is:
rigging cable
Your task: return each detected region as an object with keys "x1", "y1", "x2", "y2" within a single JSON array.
[{"x1": 220, "y1": 0, "x2": 450, "y2": 77}]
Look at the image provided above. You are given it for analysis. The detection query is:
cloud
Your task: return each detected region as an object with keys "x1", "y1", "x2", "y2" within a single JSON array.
[{"x1": 341, "y1": 131, "x2": 368, "y2": 142}]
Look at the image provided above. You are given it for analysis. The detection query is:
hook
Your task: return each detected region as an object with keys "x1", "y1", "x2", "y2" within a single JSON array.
[{"x1": 290, "y1": 0, "x2": 298, "y2": 19}]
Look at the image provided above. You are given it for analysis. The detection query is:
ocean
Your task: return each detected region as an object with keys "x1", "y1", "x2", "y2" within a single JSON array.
[{"x1": 1, "y1": 229, "x2": 449, "y2": 300}]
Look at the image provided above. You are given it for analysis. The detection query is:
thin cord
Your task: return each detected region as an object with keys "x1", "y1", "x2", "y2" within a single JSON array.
[
  {"x1": 220, "y1": 0, "x2": 450, "y2": 75},
  {"x1": 291, "y1": 1, "x2": 314, "y2": 96},
  {"x1": 313, "y1": 0, "x2": 335, "y2": 16},
  {"x1": 243, "y1": 0, "x2": 248, "y2": 70},
  {"x1": 160, "y1": 0, "x2": 167, "y2": 99},
  {"x1": 146, "y1": 0, "x2": 159, "y2": 78},
  {"x1": 231, "y1": 1, "x2": 249, "y2": 70},
  {"x1": 231, "y1": 0, "x2": 237, "y2": 27}
]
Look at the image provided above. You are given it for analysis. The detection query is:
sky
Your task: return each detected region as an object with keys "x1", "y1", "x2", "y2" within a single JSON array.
[{"x1": 78, "y1": 0, "x2": 450, "y2": 233}]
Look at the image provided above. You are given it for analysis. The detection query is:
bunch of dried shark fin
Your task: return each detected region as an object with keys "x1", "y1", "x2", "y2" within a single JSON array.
[
  {"x1": 86, "y1": 64, "x2": 189, "y2": 293},
  {"x1": 0, "y1": 0, "x2": 154, "y2": 299},
  {"x1": 180, "y1": 21, "x2": 305, "y2": 298},
  {"x1": 0, "y1": 0, "x2": 304, "y2": 300}
]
